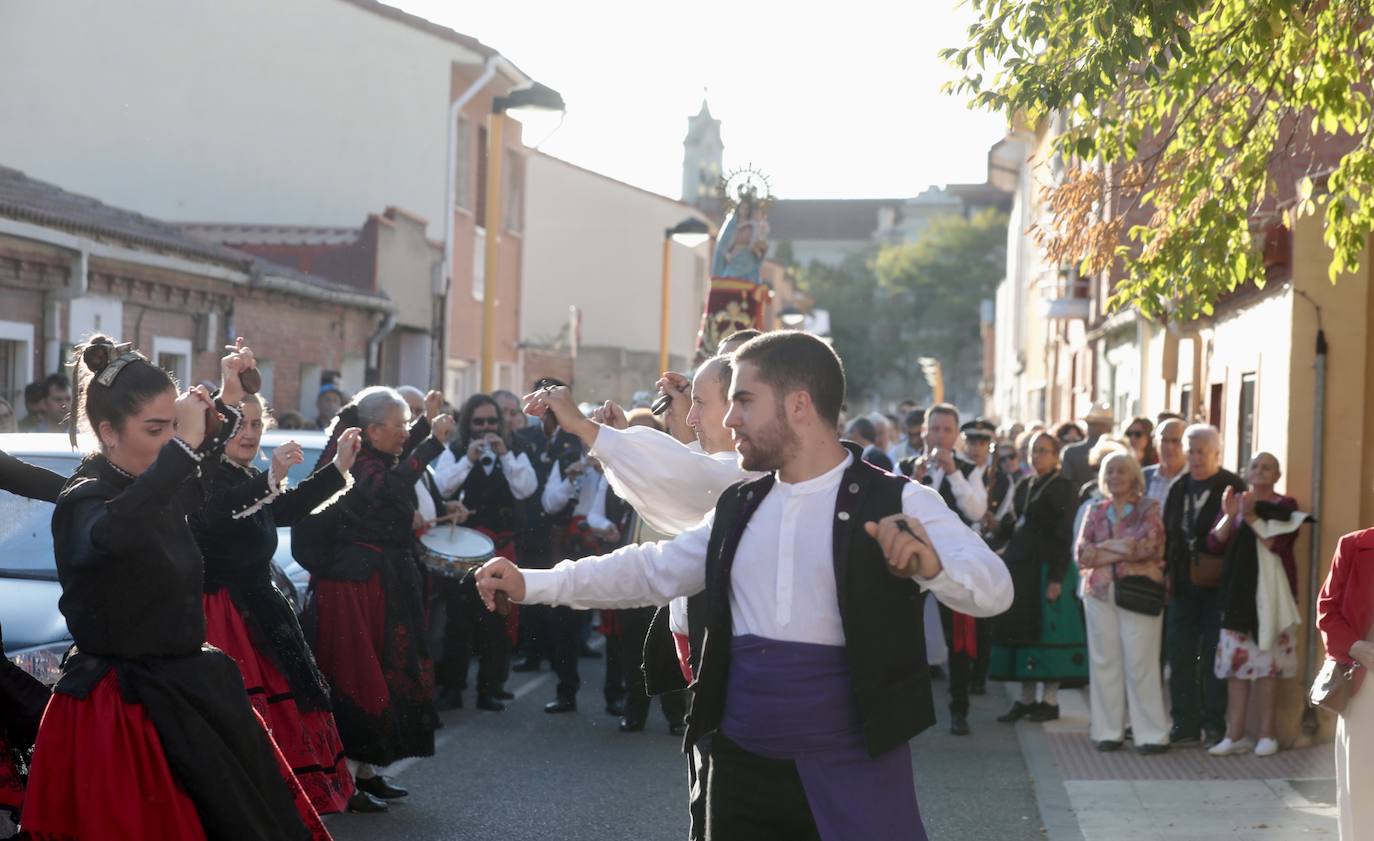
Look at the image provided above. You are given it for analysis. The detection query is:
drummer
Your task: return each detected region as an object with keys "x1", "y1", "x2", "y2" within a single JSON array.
[{"x1": 433, "y1": 394, "x2": 538, "y2": 712}]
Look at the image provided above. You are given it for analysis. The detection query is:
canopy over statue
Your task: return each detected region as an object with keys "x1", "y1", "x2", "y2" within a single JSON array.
[{"x1": 696, "y1": 167, "x2": 773, "y2": 362}]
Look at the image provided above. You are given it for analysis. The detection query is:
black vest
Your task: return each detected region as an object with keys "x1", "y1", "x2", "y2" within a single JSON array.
[
  {"x1": 682, "y1": 456, "x2": 934, "y2": 758},
  {"x1": 455, "y1": 449, "x2": 519, "y2": 535}
]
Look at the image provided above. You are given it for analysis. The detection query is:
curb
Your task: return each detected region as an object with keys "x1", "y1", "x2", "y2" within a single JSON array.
[{"x1": 1014, "y1": 716, "x2": 1085, "y2": 841}]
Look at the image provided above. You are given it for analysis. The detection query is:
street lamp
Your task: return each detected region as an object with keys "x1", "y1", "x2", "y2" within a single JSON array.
[
  {"x1": 659, "y1": 217, "x2": 712, "y2": 373},
  {"x1": 481, "y1": 81, "x2": 565, "y2": 391}
]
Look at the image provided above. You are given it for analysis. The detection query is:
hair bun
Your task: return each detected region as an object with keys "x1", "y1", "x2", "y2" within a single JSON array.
[{"x1": 81, "y1": 337, "x2": 116, "y2": 374}]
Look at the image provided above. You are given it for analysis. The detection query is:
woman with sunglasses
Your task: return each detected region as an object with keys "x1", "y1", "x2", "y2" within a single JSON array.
[
  {"x1": 1123, "y1": 416, "x2": 1159, "y2": 467},
  {"x1": 432, "y1": 394, "x2": 537, "y2": 712}
]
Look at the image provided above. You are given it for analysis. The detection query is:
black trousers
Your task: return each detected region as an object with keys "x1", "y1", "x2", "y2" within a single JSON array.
[
  {"x1": 687, "y1": 740, "x2": 709, "y2": 841},
  {"x1": 939, "y1": 603, "x2": 984, "y2": 717},
  {"x1": 618, "y1": 606, "x2": 687, "y2": 726},
  {"x1": 552, "y1": 605, "x2": 586, "y2": 702},
  {"x1": 438, "y1": 575, "x2": 507, "y2": 697},
  {"x1": 704, "y1": 734, "x2": 820, "y2": 841},
  {"x1": 1166, "y1": 579, "x2": 1226, "y2": 735}
]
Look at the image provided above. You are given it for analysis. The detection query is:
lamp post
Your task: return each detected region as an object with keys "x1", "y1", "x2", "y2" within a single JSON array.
[
  {"x1": 659, "y1": 217, "x2": 712, "y2": 373},
  {"x1": 480, "y1": 81, "x2": 564, "y2": 392}
]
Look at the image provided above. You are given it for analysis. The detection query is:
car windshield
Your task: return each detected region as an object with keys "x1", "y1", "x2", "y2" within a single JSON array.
[
  {"x1": 0, "y1": 455, "x2": 79, "y2": 576},
  {"x1": 254, "y1": 446, "x2": 327, "y2": 487}
]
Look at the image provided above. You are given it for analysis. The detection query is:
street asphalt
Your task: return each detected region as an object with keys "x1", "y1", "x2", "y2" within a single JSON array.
[{"x1": 325, "y1": 647, "x2": 1045, "y2": 841}]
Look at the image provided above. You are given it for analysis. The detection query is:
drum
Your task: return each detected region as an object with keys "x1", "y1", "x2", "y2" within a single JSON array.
[{"x1": 419, "y1": 526, "x2": 496, "y2": 578}]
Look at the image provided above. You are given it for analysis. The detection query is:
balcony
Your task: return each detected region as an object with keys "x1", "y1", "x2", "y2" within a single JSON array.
[{"x1": 1038, "y1": 270, "x2": 1092, "y2": 320}]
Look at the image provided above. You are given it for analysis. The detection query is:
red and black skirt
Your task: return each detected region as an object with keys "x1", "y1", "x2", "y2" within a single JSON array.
[
  {"x1": 307, "y1": 549, "x2": 439, "y2": 766},
  {"x1": 204, "y1": 590, "x2": 353, "y2": 815},
  {"x1": 20, "y1": 669, "x2": 331, "y2": 841}
]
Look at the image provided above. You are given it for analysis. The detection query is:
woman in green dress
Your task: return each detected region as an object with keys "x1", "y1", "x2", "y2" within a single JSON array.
[{"x1": 990, "y1": 430, "x2": 1087, "y2": 722}]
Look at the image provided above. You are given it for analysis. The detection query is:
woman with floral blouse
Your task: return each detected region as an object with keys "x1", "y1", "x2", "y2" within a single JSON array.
[{"x1": 1075, "y1": 451, "x2": 1171, "y2": 753}]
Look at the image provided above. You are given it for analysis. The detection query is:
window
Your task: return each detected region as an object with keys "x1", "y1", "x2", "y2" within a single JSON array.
[
  {"x1": 473, "y1": 227, "x2": 486, "y2": 302},
  {"x1": 0, "y1": 320, "x2": 34, "y2": 413},
  {"x1": 1208, "y1": 382, "x2": 1224, "y2": 429},
  {"x1": 298, "y1": 363, "x2": 323, "y2": 418},
  {"x1": 475, "y1": 125, "x2": 489, "y2": 222},
  {"x1": 454, "y1": 115, "x2": 472, "y2": 212},
  {"x1": 504, "y1": 150, "x2": 523, "y2": 233},
  {"x1": 1237, "y1": 373, "x2": 1257, "y2": 469},
  {"x1": 151, "y1": 336, "x2": 192, "y2": 387},
  {"x1": 1180, "y1": 385, "x2": 1193, "y2": 420},
  {"x1": 255, "y1": 360, "x2": 276, "y2": 405}
]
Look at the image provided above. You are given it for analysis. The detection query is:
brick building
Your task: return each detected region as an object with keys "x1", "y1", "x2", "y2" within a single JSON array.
[{"x1": 0, "y1": 166, "x2": 392, "y2": 422}]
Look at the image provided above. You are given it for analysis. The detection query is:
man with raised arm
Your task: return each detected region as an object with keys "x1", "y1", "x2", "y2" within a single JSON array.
[{"x1": 477, "y1": 332, "x2": 1012, "y2": 841}]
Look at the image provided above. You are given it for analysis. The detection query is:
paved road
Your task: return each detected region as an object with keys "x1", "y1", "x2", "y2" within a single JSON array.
[{"x1": 326, "y1": 649, "x2": 1044, "y2": 841}]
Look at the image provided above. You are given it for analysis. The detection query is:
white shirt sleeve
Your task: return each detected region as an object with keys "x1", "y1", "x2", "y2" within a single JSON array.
[
  {"x1": 541, "y1": 461, "x2": 574, "y2": 513},
  {"x1": 585, "y1": 474, "x2": 613, "y2": 531},
  {"x1": 433, "y1": 447, "x2": 473, "y2": 499},
  {"x1": 521, "y1": 513, "x2": 714, "y2": 610},
  {"x1": 946, "y1": 468, "x2": 989, "y2": 522},
  {"x1": 902, "y1": 482, "x2": 1012, "y2": 617},
  {"x1": 591, "y1": 424, "x2": 747, "y2": 535},
  {"x1": 502, "y1": 451, "x2": 538, "y2": 500}
]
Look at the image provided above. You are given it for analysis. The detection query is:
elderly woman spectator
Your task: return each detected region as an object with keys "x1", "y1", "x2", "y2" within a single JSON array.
[
  {"x1": 1207, "y1": 453, "x2": 1306, "y2": 757},
  {"x1": 1318, "y1": 528, "x2": 1374, "y2": 840},
  {"x1": 992, "y1": 431, "x2": 1087, "y2": 723},
  {"x1": 1075, "y1": 451, "x2": 1170, "y2": 753}
]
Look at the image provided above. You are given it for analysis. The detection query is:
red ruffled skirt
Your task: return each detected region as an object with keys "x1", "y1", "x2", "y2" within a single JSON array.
[
  {"x1": 20, "y1": 672, "x2": 331, "y2": 841},
  {"x1": 204, "y1": 590, "x2": 353, "y2": 815}
]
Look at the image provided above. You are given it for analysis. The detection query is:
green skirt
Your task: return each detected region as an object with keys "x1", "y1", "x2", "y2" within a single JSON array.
[{"x1": 988, "y1": 565, "x2": 1088, "y2": 683}]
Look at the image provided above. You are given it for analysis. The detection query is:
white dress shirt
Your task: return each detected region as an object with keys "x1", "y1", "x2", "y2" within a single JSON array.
[
  {"x1": 591, "y1": 425, "x2": 755, "y2": 535},
  {"x1": 522, "y1": 454, "x2": 1013, "y2": 647},
  {"x1": 541, "y1": 460, "x2": 605, "y2": 519},
  {"x1": 921, "y1": 453, "x2": 989, "y2": 522},
  {"x1": 590, "y1": 424, "x2": 762, "y2": 633},
  {"x1": 433, "y1": 446, "x2": 538, "y2": 501}
]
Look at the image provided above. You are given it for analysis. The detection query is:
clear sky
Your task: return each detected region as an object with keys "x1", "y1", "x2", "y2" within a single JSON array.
[{"x1": 396, "y1": 0, "x2": 1006, "y2": 201}]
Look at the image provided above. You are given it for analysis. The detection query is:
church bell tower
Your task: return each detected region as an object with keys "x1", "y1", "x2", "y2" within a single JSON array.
[{"x1": 681, "y1": 99, "x2": 724, "y2": 214}]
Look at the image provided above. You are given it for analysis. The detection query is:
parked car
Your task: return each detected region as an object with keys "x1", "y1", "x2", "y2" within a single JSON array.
[{"x1": 0, "y1": 430, "x2": 327, "y2": 685}]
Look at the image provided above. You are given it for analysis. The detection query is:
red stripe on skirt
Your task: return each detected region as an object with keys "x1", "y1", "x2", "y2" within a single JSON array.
[{"x1": 204, "y1": 590, "x2": 354, "y2": 815}]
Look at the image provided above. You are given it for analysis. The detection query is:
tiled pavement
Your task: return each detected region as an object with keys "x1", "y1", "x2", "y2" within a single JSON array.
[{"x1": 1012, "y1": 686, "x2": 1339, "y2": 841}]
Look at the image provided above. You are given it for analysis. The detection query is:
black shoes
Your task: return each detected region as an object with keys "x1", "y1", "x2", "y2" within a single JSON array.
[
  {"x1": 1027, "y1": 703, "x2": 1060, "y2": 722},
  {"x1": 356, "y1": 775, "x2": 408, "y2": 800},
  {"x1": 668, "y1": 721, "x2": 686, "y2": 737},
  {"x1": 1095, "y1": 740, "x2": 1124, "y2": 752},
  {"x1": 1136, "y1": 742, "x2": 1170, "y2": 755},
  {"x1": 1202, "y1": 728, "x2": 1225, "y2": 749},
  {"x1": 997, "y1": 701, "x2": 1035, "y2": 723},
  {"x1": 348, "y1": 790, "x2": 389, "y2": 813},
  {"x1": 544, "y1": 698, "x2": 577, "y2": 714},
  {"x1": 1169, "y1": 726, "x2": 1200, "y2": 745},
  {"x1": 619, "y1": 717, "x2": 646, "y2": 733},
  {"x1": 950, "y1": 715, "x2": 971, "y2": 736},
  {"x1": 493, "y1": 689, "x2": 515, "y2": 701},
  {"x1": 476, "y1": 695, "x2": 506, "y2": 712},
  {"x1": 512, "y1": 659, "x2": 542, "y2": 673},
  {"x1": 606, "y1": 699, "x2": 626, "y2": 717}
]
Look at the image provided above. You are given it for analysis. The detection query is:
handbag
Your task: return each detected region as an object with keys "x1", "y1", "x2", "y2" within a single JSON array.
[
  {"x1": 1309, "y1": 657, "x2": 1359, "y2": 715},
  {"x1": 1189, "y1": 552, "x2": 1226, "y2": 588},
  {"x1": 1115, "y1": 571, "x2": 1167, "y2": 616}
]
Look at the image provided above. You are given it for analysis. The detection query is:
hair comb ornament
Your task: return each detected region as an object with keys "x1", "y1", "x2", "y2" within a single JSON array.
[{"x1": 93, "y1": 343, "x2": 148, "y2": 388}]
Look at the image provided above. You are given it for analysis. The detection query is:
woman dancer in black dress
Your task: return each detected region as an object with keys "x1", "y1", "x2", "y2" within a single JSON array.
[
  {"x1": 21, "y1": 336, "x2": 330, "y2": 841},
  {"x1": 190, "y1": 392, "x2": 368, "y2": 813}
]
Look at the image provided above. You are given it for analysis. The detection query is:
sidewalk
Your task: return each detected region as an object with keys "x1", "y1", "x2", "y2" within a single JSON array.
[{"x1": 1013, "y1": 686, "x2": 1339, "y2": 840}]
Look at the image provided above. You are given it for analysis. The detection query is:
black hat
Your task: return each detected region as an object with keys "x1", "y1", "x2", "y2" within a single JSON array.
[{"x1": 960, "y1": 418, "x2": 996, "y2": 439}]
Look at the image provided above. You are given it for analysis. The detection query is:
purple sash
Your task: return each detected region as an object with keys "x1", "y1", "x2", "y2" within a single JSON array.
[{"x1": 721, "y1": 635, "x2": 927, "y2": 841}]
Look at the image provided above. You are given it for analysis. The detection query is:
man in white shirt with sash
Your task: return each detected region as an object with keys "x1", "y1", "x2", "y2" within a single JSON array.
[{"x1": 477, "y1": 332, "x2": 1011, "y2": 841}]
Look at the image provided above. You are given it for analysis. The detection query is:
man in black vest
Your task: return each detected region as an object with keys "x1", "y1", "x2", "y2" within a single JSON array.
[
  {"x1": 898, "y1": 403, "x2": 988, "y2": 736},
  {"x1": 477, "y1": 332, "x2": 1010, "y2": 841},
  {"x1": 510, "y1": 379, "x2": 585, "y2": 673}
]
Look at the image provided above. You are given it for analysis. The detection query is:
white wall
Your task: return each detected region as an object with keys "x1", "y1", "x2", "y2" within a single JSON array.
[
  {"x1": 522, "y1": 155, "x2": 708, "y2": 361},
  {"x1": 0, "y1": 0, "x2": 488, "y2": 228}
]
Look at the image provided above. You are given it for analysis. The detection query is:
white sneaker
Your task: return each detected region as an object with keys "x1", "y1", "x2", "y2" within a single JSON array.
[
  {"x1": 1253, "y1": 737, "x2": 1279, "y2": 757},
  {"x1": 1207, "y1": 737, "x2": 1254, "y2": 756}
]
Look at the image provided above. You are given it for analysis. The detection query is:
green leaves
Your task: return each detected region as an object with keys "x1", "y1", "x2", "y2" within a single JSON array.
[{"x1": 946, "y1": 0, "x2": 1374, "y2": 320}]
